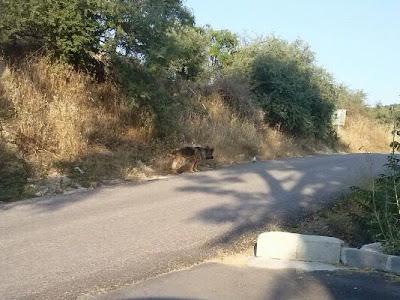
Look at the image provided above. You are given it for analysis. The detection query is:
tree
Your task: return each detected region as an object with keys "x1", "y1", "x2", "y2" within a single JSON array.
[
  {"x1": 0, "y1": 0, "x2": 104, "y2": 64},
  {"x1": 249, "y1": 38, "x2": 335, "y2": 139},
  {"x1": 207, "y1": 28, "x2": 238, "y2": 69},
  {"x1": 102, "y1": 1, "x2": 193, "y2": 61},
  {"x1": 0, "y1": 0, "x2": 194, "y2": 69},
  {"x1": 150, "y1": 26, "x2": 209, "y2": 80}
]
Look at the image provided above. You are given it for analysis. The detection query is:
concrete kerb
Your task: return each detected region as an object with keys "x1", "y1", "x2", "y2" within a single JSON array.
[
  {"x1": 341, "y1": 247, "x2": 400, "y2": 275},
  {"x1": 256, "y1": 232, "x2": 344, "y2": 264},
  {"x1": 255, "y1": 232, "x2": 400, "y2": 275}
]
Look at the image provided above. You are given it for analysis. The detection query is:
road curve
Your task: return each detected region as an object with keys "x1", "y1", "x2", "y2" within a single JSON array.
[{"x1": 0, "y1": 154, "x2": 387, "y2": 299}]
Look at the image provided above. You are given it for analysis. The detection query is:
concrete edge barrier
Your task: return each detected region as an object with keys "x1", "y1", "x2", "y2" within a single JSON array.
[
  {"x1": 256, "y1": 232, "x2": 400, "y2": 275},
  {"x1": 341, "y1": 247, "x2": 400, "y2": 275},
  {"x1": 256, "y1": 231, "x2": 344, "y2": 264}
]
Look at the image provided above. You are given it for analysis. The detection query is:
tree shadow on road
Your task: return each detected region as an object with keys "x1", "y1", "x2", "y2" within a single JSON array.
[{"x1": 178, "y1": 154, "x2": 385, "y2": 248}]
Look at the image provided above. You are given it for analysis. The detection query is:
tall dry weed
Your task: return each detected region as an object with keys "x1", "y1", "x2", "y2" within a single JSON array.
[
  {"x1": 338, "y1": 114, "x2": 390, "y2": 153},
  {"x1": 0, "y1": 57, "x2": 151, "y2": 177},
  {"x1": 2, "y1": 59, "x2": 92, "y2": 159},
  {"x1": 179, "y1": 93, "x2": 326, "y2": 164},
  {"x1": 180, "y1": 94, "x2": 263, "y2": 162}
]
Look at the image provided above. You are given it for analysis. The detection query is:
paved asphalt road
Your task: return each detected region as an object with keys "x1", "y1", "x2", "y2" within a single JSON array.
[
  {"x1": 0, "y1": 154, "x2": 388, "y2": 299},
  {"x1": 98, "y1": 262, "x2": 400, "y2": 300}
]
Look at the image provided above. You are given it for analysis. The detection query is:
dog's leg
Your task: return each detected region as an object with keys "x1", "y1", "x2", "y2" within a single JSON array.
[
  {"x1": 188, "y1": 159, "x2": 196, "y2": 173},
  {"x1": 171, "y1": 158, "x2": 178, "y2": 171},
  {"x1": 193, "y1": 158, "x2": 199, "y2": 172}
]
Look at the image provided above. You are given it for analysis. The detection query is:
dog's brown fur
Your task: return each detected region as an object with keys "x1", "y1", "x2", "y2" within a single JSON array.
[{"x1": 170, "y1": 146, "x2": 214, "y2": 174}]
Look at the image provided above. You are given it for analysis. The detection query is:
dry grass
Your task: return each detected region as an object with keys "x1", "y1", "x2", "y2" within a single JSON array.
[
  {"x1": 260, "y1": 127, "x2": 303, "y2": 159},
  {"x1": 179, "y1": 94, "x2": 315, "y2": 165},
  {"x1": 180, "y1": 95, "x2": 262, "y2": 163},
  {"x1": 0, "y1": 57, "x2": 392, "y2": 201},
  {"x1": 0, "y1": 57, "x2": 152, "y2": 181},
  {"x1": 338, "y1": 113, "x2": 391, "y2": 153}
]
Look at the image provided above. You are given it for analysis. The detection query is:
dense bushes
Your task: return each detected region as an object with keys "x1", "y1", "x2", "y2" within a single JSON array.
[
  {"x1": 0, "y1": 1, "x2": 344, "y2": 141},
  {"x1": 228, "y1": 38, "x2": 336, "y2": 139},
  {"x1": 0, "y1": 0, "x2": 103, "y2": 63},
  {"x1": 1, "y1": 0, "x2": 385, "y2": 142},
  {"x1": 0, "y1": 58, "x2": 280, "y2": 200},
  {"x1": 0, "y1": 0, "x2": 193, "y2": 69},
  {"x1": 370, "y1": 104, "x2": 400, "y2": 125}
]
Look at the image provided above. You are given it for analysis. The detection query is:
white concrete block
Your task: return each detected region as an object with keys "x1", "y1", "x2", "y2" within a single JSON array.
[{"x1": 256, "y1": 231, "x2": 344, "y2": 264}]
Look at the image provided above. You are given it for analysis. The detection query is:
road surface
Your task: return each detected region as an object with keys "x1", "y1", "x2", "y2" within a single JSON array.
[
  {"x1": 98, "y1": 261, "x2": 400, "y2": 300},
  {"x1": 0, "y1": 154, "x2": 387, "y2": 299}
]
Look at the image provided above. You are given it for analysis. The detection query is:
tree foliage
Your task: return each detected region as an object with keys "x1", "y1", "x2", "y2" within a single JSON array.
[
  {"x1": 370, "y1": 104, "x2": 400, "y2": 125},
  {"x1": 155, "y1": 26, "x2": 209, "y2": 80},
  {"x1": 0, "y1": 0, "x2": 104, "y2": 63},
  {"x1": 0, "y1": 0, "x2": 193, "y2": 68},
  {"x1": 0, "y1": 2, "x2": 376, "y2": 140},
  {"x1": 207, "y1": 28, "x2": 238, "y2": 69},
  {"x1": 247, "y1": 38, "x2": 336, "y2": 138}
]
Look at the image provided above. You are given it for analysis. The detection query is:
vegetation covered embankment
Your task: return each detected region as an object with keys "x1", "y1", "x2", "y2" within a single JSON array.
[{"x1": 0, "y1": 0, "x2": 392, "y2": 201}]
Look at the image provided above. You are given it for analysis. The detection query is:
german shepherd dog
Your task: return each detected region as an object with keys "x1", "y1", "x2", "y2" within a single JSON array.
[{"x1": 170, "y1": 146, "x2": 214, "y2": 174}]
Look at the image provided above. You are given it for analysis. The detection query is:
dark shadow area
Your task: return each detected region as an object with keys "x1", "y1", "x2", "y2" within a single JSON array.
[
  {"x1": 0, "y1": 139, "x2": 31, "y2": 202},
  {"x1": 266, "y1": 269, "x2": 400, "y2": 300},
  {"x1": 0, "y1": 66, "x2": 33, "y2": 202},
  {"x1": 179, "y1": 154, "x2": 387, "y2": 247}
]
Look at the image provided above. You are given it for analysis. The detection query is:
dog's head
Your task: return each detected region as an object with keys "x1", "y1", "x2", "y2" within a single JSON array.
[{"x1": 203, "y1": 146, "x2": 214, "y2": 160}]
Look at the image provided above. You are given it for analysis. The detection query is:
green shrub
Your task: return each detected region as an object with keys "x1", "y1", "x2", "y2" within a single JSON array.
[
  {"x1": 249, "y1": 38, "x2": 335, "y2": 139},
  {"x1": 351, "y1": 124, "x2": 400, "y2": 255},
  {"x1": 370, "y1": 104, "x2": 400, "y2": 125},
  {"x1": 300, "y1": 197, "x2": 373, "y2": 247}
]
